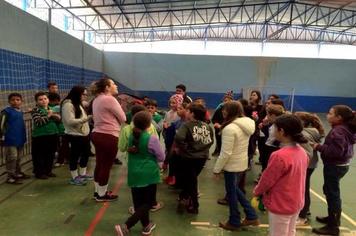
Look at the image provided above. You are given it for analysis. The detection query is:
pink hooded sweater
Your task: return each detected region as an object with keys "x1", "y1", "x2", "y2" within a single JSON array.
[{"x1": 254, "y1": 144, "x2": 308, "y2": 215}]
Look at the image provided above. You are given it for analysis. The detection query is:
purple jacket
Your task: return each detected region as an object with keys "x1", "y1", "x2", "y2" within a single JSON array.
[{"x1": 316, "y1": 124, "x2": 355, "y2": 165}]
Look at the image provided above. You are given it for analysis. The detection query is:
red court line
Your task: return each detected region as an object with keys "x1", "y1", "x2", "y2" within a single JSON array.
[{"x1": 85, "y1": 171, "x2": 126, "y2": 236}]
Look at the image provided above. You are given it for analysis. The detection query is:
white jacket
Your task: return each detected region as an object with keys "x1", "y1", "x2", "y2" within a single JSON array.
[
  {"x1": 213, "y1": 117, "x2": 255, "y2": 173},
  {"x1": 61, "y1": 99, "x2": 90, "y2": 136}
]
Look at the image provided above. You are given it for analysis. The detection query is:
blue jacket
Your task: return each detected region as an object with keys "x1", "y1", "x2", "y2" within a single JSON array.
[{"x1": 1, "y1": 107, "x2": 26, "y2": 147}]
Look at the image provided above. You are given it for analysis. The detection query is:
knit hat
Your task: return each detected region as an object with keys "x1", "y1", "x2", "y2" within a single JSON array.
[
  {"x1": 170, "y1": 94, "x2": 183, "y2": 106},
  {"x1": 223, "y1": 90, "x2": 234, "y2": 100}
]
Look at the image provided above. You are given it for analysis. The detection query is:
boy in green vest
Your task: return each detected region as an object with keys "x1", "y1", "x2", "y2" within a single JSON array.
[{"x1": 31, "y1": 92, "x2": 59, "y2": 179}]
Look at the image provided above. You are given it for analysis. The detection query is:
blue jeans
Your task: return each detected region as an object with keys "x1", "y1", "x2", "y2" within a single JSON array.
[
  {"x1": 323, "y1": 165, "x2": 349, "y2": 212},
  {"x1": 224, "y1": 171, "x2": 258, "y2": 227}
]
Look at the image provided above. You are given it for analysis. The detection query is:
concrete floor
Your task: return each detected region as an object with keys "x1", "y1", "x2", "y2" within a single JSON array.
[
  {"x1": 0, "y1": 152, "x2": 355, "y2": 236},
  {"x1": 0, "y1": 114, "x2": 355, "y2": 236}
]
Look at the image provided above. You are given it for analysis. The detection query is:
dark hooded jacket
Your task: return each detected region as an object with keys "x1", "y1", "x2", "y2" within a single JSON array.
[{"x1": 316, "y1": 124, "x2": 355, "y2": 165}]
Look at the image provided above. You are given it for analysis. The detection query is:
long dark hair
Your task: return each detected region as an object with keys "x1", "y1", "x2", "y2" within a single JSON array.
[
  {"x1": 221, "y1": 101, "x2": 245, "y2": 130},
  {"x1": 61, "y1": 86, "x2": 86, "y2": 118},
  {"x1": 127, "y1": 111, "x2": 152, "y2": 154},
  {"x1": 294, "y1": 112, "x2": 325, "y2": 136},
  {"x1": 250, "y1": 90, "x2": 262, "y2": 104},
  {"x1": 332, "y1": 105, "x2": 356, "y2": 133},
  {"x1": 274, "y1": 114, "x2": 308, "y2": 143}
]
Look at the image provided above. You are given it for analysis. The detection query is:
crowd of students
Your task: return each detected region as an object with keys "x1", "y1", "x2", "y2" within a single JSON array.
[{"x1": 0, "y1": 78, "x2": 355, "y2": 236}]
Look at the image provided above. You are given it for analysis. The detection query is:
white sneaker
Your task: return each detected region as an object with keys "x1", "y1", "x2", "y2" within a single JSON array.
[{"x1": 296, "y1": 217, "x2": 309, "y2": 226}]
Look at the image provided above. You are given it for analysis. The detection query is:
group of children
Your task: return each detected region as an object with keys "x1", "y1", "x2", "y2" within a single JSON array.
[{"x1": 0, "y1": 82, "x2": 355, "y2": 236}]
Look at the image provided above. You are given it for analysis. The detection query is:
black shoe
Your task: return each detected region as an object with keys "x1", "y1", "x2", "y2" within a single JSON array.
[
  {"x1": 35, "y1": 174, "x2": 48, "y2": 179},
  {"x1": 95, "y1": 191, "x2": 118, "y2": 202},
  {"x1": 312, "y1": 225, "x2": 339, "y2": 236},
  {"x1": 217, "y1": 198, "x2": 228, "y2": 205},
  {"x1": 176, "y1": 199, "x2": 187, "y2": 214},
  {"x1": 114, "y1": 159, "x2": 123, "y2": 165},
  {"x1": 316, "y1": 215, "x2": 329, "y2": 224},
  {"x1": 212, "y1": 151, "x2": 220, "y2": 156},
  {"x1": 187, "y1": 207, "x2": 199, "y2": 214},
  {"x1": 47, "y1": 173, "x2": 57, "y2": 177}
]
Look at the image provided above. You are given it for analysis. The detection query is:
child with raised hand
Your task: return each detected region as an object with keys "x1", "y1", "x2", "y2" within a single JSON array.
[
  {"x1": 312, "y1": 105, "x2": 355, "y2": 236},
  {"x1": 163, "y1": 94, "x2": 183, "y2": 130},
  {"x1": 0, "y1": 93, "x2": 28, "y2": 184},
  {"x1": 260, "y1": 104, "x2": 285, "y2": 172},
  {"x1": 164, "y1": 102, "x2": 188, "y2": 186},
  {"x1": 175, "y1": 104, "x2": 214, "y2": 214},
  {"x1": 211, "y1": 91, "x2": 234, "y2": 156},
  {"x1": 115, "y1": 111, "x2": 164, "y2": 236},
  {"x1": 31, "y1": 92, "x2": 60, "y2": 179},
  {"x1": 162, "y1": 94, "x2": 183, "y2": 170},
  {"x1": 294, "y1": 112, "x2": 324, "y2": 226},
  {"x1": 254, "y1": 114, "x2": 309, "y2": 236}
]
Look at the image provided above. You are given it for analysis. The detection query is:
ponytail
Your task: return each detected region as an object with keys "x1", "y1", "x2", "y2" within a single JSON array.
[
  {"x1": 291, "y1": 133, "x2": 308, "y2": 144},
  {"x1": 127, "y1": 111, "x2": 152, "y2": 154},
  {"x1": 295, "y1": 112, "x2": 325, "y2": 136},
  {"x1": 275, "y1": 114, "x2": 308, "y2": 144},
  {"x1": 127, "y1": 127, "x2": 141, "y2": 154}
]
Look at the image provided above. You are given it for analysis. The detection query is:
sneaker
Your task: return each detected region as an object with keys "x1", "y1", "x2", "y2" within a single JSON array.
[
  {"x1": 240, "y1": 218, "x2": 260, "y2": 226},
  {"x1": 96, "y1": 191, "x2": 118, "y2": 202},
  {"x1": 128, "y1": 206, "x2": 135, "y2": 215},
  {"x1": 54, "y1": 162, "x2": 61, "y2": 167},
  {"x1": 142, "y1": 222, "x2": 156, "y2": 236},
  {"x1": 93, "y1": 192, "x2": 99, "y2": 199},
  {"x1": 165, "y1": 176, "x2": 176, "y2": 185},
  {"x1": 69, "y1": 176, "x2": 87, "y2": 186},
  {"x1": 79, "y1": 175, "x2": 93, "y2": 181},
  {"x1": 115, "y1": 224, "x2": 129, "y2": 236},
  {"x1": 150, "y1": 202, "x2": 164, "y2": 212},
  {"x1": 217, "y1": 198, "x2": 228, "y2": 205},
  {"x1": 6, "y1": 177, "x2": 23, "y2": 185},
  {"x1": 16, "y1": 172, "x2": 31, "y2": 179},
  {"x1": 219, "y1": 221, "x2": 240, "y2": 231},
  {"x1": 296, "y1": 217, "x2": 309, "y2": 226}
]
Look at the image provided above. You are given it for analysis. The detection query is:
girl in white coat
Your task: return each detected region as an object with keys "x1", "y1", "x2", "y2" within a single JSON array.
[{"x1": 213, "y1": 101, "x2": 259, "y2": 231}]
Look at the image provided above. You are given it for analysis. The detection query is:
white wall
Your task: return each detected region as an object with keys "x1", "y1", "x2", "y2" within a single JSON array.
[
  {"x1": 104, "y1": 51, "x2": 356, "y2": 98},
  {"x1": 0, "y1": 0, "x2": 103, "y2": 72}
]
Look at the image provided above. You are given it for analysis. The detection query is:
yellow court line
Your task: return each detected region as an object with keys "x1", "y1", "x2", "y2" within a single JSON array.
[{"x1": 310, "y1": 188, "x2": 356, "y2": 227}]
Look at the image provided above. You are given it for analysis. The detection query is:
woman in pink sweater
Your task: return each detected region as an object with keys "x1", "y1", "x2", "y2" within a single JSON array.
[
  {"x1": 254, "y1": 114, "x2": 308, "y2": 236},
  {"x1": 91, "y1": 78, "x2": 126, "y2": 202}
]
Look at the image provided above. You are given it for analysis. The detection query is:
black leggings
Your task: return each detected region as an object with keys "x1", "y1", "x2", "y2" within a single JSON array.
[
  {"x1": 67, "y1": 135, "x2": 90, "y2": 171},
  {"x1": 126, "y1": 184, "x2": 156, "y2": 228}
]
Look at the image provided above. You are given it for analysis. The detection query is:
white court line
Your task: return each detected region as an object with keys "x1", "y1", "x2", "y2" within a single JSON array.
[{"x1": 310, "y1": 188, "x2": 356, "y2": 227}]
